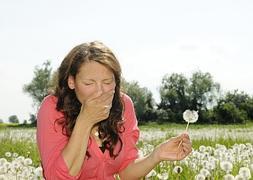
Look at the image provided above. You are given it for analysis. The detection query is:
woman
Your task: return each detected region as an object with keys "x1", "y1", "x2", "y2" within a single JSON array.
[{"x1": 36, "y1": 41, "x2": 192, "y2": 180}]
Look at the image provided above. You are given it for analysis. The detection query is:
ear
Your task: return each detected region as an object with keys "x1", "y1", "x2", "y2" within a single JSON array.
[{"x1": 67, "y1": 76, "x2": 75, "y2": 90}]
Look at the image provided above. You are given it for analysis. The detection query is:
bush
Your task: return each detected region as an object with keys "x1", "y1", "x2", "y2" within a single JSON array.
[{"x1": 214, "y1": 102, "x2": 247, "y2": 124}]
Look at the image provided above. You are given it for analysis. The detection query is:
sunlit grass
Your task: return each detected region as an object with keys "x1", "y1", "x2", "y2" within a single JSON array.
[{"x1": 0, "y1": 122, "x2": 252, "y2": 179}]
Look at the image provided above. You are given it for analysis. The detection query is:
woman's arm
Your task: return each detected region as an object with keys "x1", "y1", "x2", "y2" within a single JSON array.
[
  {"x1": 119, "y1": 133, "x2": 192, "y2": 179},
  {"x1": 61, "y1": 118, "x2": 92, "y2": 176}
]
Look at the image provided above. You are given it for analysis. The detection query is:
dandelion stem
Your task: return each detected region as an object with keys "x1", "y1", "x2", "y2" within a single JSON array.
[
  {"x1": 185, "y1": 122, "x2": 190, "y2": 132},
  {"x1": 178, "y1": 122, "x2": 190, "y2": 149}
]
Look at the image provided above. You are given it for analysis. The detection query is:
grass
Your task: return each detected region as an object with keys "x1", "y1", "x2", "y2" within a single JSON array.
[
  {"x1": 0, "y1": 122, "x2": 252, "y2": 178},
  {"x1": 138, "y1": 121, "x2": 253, "y2": 130},
  {"x1": 0, "y1": 138, "x2": 41, "y2": 166}
]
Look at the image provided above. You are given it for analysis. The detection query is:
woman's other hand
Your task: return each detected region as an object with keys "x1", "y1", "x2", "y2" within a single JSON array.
[{"x1": 151, "y1": 133, "x2": 192, "y2": 163}]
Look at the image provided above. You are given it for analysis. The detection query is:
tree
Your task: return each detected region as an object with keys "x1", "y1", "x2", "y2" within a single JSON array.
[
  {"x1": 158, "y1": 71, "x2": 220, "y2": 123},
  {"x1": 214, "y1": 102, "x2": 247, "y2": 124},
  {"x1": 8, "y1": 115, "x2": 19, "y2": 124},
  {"x1": 23, "y1": 60, "x2": 53, "y2": 109},
  {"x1": 159, "y1": 73, "x2": 189, "y2": 110},
  {"x1": 214, "y1": 90, "x2": 253, "y2": 122},
  {"x1": 158, "y1": 73, "x2": 189, "y2": 122},
  {"x1": 188, "y1": 71, "x2": 220, "y2": 123},
  {"x1": 29, "y1": 113, "x2": 37, "y2": 126},
  {"x1": 121, "y1": 78, "x2": 156, "y2": 122},
  {"x1": 188, "y1": 71, "x2": 220, "y2": 111}
]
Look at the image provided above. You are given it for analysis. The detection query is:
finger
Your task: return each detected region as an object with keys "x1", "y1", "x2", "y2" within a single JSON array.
[
  {"x1": 174, "y1": 133, "x2": 185, "y2": 143},
  {"x1": 86, "y1": 90, "x2": 104, "y2": 102},
  {"x1": 181, "y1": 132, "x2": 190, "y2": 139},
  {"x1": 182, "y1": 142, "x2": 192, "y2": 151},
  {"x1": 99, "y1": 90, "x2": 115, "y2": 103},
  {"x1": 86, "y1": 89, "x2": 114, "y2": 104}
]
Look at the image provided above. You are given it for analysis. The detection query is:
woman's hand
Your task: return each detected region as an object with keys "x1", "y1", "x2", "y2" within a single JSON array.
[
  {"x1": 151, "y1": 133, "x2": 192, "y2": 163},
  {"x1": 77, "y1": 90, "x2": 115, "y2": 126}
]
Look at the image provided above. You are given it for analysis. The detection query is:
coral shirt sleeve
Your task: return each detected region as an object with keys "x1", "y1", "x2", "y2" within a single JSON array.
[
  {"x1": 36, "y1": 96, "x2": 82, "y2": 180},
  {"x1": 118, "y1": 94, "x2": 140, "y2": 172}
]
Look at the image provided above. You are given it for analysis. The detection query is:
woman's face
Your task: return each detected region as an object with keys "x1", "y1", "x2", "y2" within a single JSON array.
[{"x1": 68, "y1": 61, "x2": 116, "y2": 103}]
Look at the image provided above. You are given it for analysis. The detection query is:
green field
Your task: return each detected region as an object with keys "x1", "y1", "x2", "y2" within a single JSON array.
[{"x1": 0, "y1": 123, "x2": 252, "y2": 179}]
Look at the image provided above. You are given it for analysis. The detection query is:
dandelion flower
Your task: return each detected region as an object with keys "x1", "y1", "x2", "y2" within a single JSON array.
[
  {"x1": 146, "y1": 169, "x2": 157, "y2": 178},
  {"x1": 157, "y1": 172, "x2": 168, "y2": 180},
  {"x1": 0, "y1": 158, "x2": 7, "y2": 166},
  {"x1": 34, "y1": 166, "x2": 43, "y2": 177},
  {"x1": 183, "y1": 109, "x2": 199, "y2": 124},
  {"x1": 24, "y1": 158, "x2": 33, "y2": 166},
  {"x1": 224, "y1": 174, "x2": 235, "y2": 180},
  {"x1": 239, "y1": 167, "x2": 251, "y2": 179},
  {"x1": 173, "y1": 166, "x2": 183, "y2": 174},
  {"x1": 0, "y1": 174, "x2": 8, "y2": 180},
  {"x1": 12, "y1": 152, "x2": 18, "y2": 158},
  {"x1": 220, "y1": 161, "x2": 233, "y2": 173},
  {"x1": 195, "y1": 174, "x2": 205, "y2": 180},
  {"x1": 178, "y1": 109, "x2": 198, "y2": 148},
  {"x1": 199, "y1": 145, "x2": 206, "y2": 153},
  {"x1": 0, "y1": 166, "x2": 7, "y2": 174},
  {"x1": 4, "y1": 152, "x2": 11, "y2": 158},
  {"x1": 200, "y1": 168, "x2": 210, "y2": 177},
  {"x1": 234, "y1": 174, "x2": 244, "y2": 180}
]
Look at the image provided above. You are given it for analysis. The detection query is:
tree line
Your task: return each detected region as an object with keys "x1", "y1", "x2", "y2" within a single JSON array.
[{"x1": 19, "y1": 61, "x2": 253, "y2": 125}]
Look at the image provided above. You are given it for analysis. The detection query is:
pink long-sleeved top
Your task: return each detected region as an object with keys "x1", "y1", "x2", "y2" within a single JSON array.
[{"x1": 36, "y1": 94, "x2": 139, "y2": 180}]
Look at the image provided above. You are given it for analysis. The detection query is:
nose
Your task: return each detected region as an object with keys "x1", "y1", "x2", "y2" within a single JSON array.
[{"x1": 96, "y1": 83, "x2": 105, "y2": 95}]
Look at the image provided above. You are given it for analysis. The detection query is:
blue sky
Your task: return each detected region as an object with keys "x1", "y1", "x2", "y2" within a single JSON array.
[{"x1": 1, "y1": 0, "x2": 253, "y2": 122}]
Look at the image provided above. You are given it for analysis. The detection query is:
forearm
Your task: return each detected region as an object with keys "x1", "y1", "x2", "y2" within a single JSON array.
[
  {"x1": 61, "y1": 118, "x2": 92, "y2": 176},
  {"x1": 119, "y1": 152, "x2": 161, "y2": 180}
]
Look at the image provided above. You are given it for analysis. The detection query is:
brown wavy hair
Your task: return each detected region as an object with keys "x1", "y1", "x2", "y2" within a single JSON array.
[{"x1": 54, "y1": 41, "x2": 124, "y2": 158}]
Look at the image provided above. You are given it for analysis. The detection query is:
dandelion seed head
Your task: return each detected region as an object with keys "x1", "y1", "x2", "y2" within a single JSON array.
[
  {"x1": 183, "y1": 110, "x2": 198, "y2": 123},
  {"x1": 0, "y1": 158, "x2": 7, "y2": 166},
  {"x1": 239, "y1": 167, "x2": 251, "y2": 179},
  {"x1": 234, "y1": 174, "x2": 244, "y2": 180},
  {"x1": 4, "y1": 152, "x2": 11, "y2": 158},
  {"x1": 195, "y1": 174, "x2": 205, "y2": 180},
  {"x1": 224, "y1": 174, "x2": 235, "y2": 180},
  {"x1": 173, "y1": 166, "x2": 183, "y2": 174},
  {"x1": 24, "y1": 158, "x2": 33, "y2": 166},
  {"x1": 220, "y1": 161, "x2": 233, "y2": 173},
  {"x1": 200, "y1": 168, "x2": 210, "y2": 177}
]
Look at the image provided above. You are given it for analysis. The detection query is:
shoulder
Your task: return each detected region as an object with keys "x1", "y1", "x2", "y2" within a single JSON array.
[
  {"x1": 120, "y1": 93, "x2": 138, "y2": 130},
  {"x1": 121, "y1": 93, "x2": 134, "y2": 108},
  {"x1": 37, "y1": 95, "x2": 61, "y2": 121},
  {"x1": 40, "y1": 95, "x2": 58, "y2": 107}
]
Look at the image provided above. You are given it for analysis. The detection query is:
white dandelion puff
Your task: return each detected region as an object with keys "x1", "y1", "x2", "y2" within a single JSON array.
[
  {"x1": 146, "y1": 169, "x2": 157, "y2": 178},
  {"x1": 200, "y1": 168, "x2": 210, "y2": 177},
  {"x1": 224, "y1": 174, "x2": 235, "y2": 180},
  {"x1": 4, "y1": 152, "x2": 11, "y2": 158},
  {"x1": 220, "y1": 161, "x2": 233, "y2": 173},
  {"x1": 239, "y1": 167, "x2": 251, "y2": 179},
  {"x1": 24, "y1": 158, "x2": 33, "y2": 166},
  {"x1": 173, "y1": 166, "x2": 183, "y2": 174},
  {"x1": 195, "y1": 174, "x2": 205, "y2": 180},
  {"x1": 12, "y1": 152, "x2": 19, "y2": 158},
  {"x1": 183, "y1": 109, "x2": 199, "y2": 124},
  {"x1": 157, "y1": 172, "x2": 168, "y2": 180},
  {"x1": 34, "y1": 166, "x2": 43, "y2": 177},
  {"x1": 234, "y1": 174, "x2": 244, "y2": 180}
]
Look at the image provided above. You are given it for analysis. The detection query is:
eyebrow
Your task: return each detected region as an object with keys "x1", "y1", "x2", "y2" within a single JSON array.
[{"x1": 82, "y1": 78, "x2": 114, "y2": 81}]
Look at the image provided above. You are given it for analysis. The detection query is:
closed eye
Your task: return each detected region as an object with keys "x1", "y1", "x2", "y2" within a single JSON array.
[{"x1": 83, "y1": 82, "x2": 94, "y2": 85}]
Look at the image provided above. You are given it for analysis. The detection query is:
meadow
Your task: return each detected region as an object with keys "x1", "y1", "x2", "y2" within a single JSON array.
[{"x1": 0, "y1": 122, "x2": 252, "y2": 179}]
